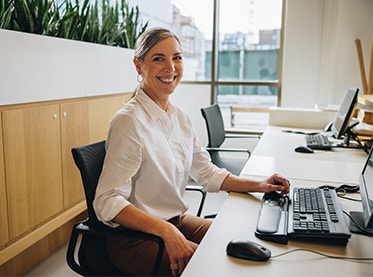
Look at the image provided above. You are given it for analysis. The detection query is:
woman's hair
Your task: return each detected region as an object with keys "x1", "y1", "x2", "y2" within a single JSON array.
[{"x1": 134, "y1": 27, "x2": 181, "y2": 62}]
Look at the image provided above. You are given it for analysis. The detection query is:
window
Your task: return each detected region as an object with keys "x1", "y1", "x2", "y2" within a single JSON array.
[
  {"x1": 129, "y1": 0, "x2": 283, "y2": 132},
  {"x1": 216, "y1": 0, "x2": 282, "y2": 131}
]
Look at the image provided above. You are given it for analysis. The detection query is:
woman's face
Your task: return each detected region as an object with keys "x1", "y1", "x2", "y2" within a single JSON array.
[{"x1": 134, "y1": 37, "x2": 183, "y2": 100}]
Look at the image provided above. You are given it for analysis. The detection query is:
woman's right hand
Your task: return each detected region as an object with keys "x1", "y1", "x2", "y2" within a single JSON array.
[
  {"x1": 113, "y1": 206, "x2": 194, "y2": 276},
  {"x1": 163, "y1": 223, "x2": 194, "y2": 276}
]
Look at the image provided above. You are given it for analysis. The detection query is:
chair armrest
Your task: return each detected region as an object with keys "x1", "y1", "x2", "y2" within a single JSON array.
[
  {"x1": 225, "y1": 134, "x2": 261, "y2": 139},
  {"x1": 186, "y1": 185, "x2": 207, "y2": 217},
  {"x1": 206, "y1": 147, "x2": 251, "y2": 154},
  {"x1": 66, "y1": 221, "x2": 164, "y2": 276}
]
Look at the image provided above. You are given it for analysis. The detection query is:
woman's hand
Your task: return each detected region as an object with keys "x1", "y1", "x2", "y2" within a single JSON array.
[
  {"x1": 258, "y1": 173, "x2": 290, "y2": 195},
  {"x1": 163, "y1": 223, "x2": 194, "y2": 276}
]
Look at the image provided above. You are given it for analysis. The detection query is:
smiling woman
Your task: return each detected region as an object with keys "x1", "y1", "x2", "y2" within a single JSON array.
[
  {"x1": 92, "y1": 26, "x2": 290, "y2": 277},
  {"x1": 133, "y1": 29, "x2": 184, "y2": 109}
]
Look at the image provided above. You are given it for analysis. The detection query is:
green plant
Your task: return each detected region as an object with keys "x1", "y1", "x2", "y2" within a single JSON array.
[
  {"x1": 118, "y1": 0, "x2": 148, "y2": 49},
  {"x1": 0, "y1": 0, "x2": 148, "y2": 49},
  {"x1": 0, "y1": 0, "x2": 13, "y2": 29},
  {"x1": 8, "y1": 0, "x2": 59, "y2": 35}
]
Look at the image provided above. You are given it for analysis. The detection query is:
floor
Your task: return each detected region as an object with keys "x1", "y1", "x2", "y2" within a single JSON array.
[{"x1": 24, "y1": 189, "x2": 228, "y2": 276}]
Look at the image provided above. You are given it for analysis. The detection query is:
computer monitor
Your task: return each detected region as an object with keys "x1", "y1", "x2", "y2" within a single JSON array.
[
  {"x1": 330, "y1": 87, "x2": 359, "y2": 139},
  {"x1": 349, "y1": 147, "x2": 373, "y2": 235}
]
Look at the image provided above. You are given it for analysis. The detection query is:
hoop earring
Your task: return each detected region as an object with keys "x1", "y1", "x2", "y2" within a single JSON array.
[{"x1": 137, "y1": 74, "x2": 143, "y2": 83}]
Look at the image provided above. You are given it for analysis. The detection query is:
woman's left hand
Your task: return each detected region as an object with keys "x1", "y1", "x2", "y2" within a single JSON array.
[{"x1": 259, "y1": 173, "x2": 290, "y2": 195}]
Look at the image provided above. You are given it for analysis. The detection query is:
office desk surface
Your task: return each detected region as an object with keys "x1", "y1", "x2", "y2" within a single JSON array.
[
  {"x1": 183, "y1": 126, "x2": 372, "y2": 276},
  {"x1": 241, "y1": 126, "x2": 367, "y2": 184},
  {"x1": 182, "y1": 179, "x2": 373, "y2": 277}
]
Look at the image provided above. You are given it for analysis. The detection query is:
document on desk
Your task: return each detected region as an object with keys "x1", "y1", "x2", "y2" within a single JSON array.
[{"x1": 240, "y1": 155, "x2": 361, "y2": 184}]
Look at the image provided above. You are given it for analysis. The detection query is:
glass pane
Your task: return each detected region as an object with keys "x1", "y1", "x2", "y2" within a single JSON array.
[
  {"x1": 217, "y1": 85, "x2": 278, "y2": 106},
  {"x1": 218, "y1": 0, "x2": 282, "y2": 82},
  {"x1": 217, "y1": 84, "x2": 277, "y2": 131},
  {"x1": 171, "y1": 0, "x2": 213, "y2": 81},
  {"x1": 129, "y1": 0, "x2": 213, "y2": 81}
]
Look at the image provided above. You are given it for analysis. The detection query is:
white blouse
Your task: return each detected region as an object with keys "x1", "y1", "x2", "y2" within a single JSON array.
[{"x1": 93, "y1": 88, "x2": 229, "y2": 227}]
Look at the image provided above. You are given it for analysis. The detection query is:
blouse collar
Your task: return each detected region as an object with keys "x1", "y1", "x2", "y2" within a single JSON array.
[{"x1": 135, "y1": 88, "x2": 176, "y2": 119}]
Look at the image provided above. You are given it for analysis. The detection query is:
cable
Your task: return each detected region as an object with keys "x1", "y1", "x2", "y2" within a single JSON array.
[
  {"x1": 338, "y1": 194, "x2": 362, "y2": 202},
  {"x1": 271, "y1": 248, "x2": 373, "y2": 261}
]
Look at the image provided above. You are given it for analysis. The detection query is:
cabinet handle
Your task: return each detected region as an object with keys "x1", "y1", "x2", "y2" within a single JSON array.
[
  {"x1": 53, "y1": 114, "x2": 58, "y2": 119},
  {"x1": 63, "y1": 112, "x2": 67, "y2": 118}
]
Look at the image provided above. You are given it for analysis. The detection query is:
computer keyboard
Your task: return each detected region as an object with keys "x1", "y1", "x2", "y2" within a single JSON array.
[
  {"x1": 305, "y1": 133, "x2": 332, "y2": 150},
  {"x1": 255, "y1": 187, "x2": 351, "y2": 245}
]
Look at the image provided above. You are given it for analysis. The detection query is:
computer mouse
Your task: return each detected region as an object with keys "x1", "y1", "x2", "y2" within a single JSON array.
[
  {"x1": 226, "y1": 239, "x2": 271, "y2": 261},
  {"x1": 294, "y1": 146, "x2": 314, "y2": 153}
]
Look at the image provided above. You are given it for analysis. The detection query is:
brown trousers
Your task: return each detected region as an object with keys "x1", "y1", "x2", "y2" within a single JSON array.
[{"x1": 107, "y1": 214, "x2": 212, "y2": 276}]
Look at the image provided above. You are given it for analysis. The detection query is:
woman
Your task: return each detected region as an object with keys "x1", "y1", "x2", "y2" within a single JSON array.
[{"x1": 93, "y1": 27, "x2": 290, "y2": 276}]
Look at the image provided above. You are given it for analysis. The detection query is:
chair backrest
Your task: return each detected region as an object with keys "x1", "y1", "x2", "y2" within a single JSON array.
[
  {"x1": 71, "y1": 140, "x2": 106, "y2": 226},
  {"x1": 71, "y1": 140, "x2": 127, "y2": 276},
  {"x1": 201, "y1": 104, "x2": 226, "y2": 147}
]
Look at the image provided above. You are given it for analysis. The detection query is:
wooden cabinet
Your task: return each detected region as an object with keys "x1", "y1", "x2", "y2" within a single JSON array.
[
  {"x1": 60, "y1": 94, "x2": 131, "y2": 208},
  {"x1": 0, "y1": 93, "x2": 131, "y2": 271},
  {"x1": 0, "y1": 113, "x2": 9, "y2": 247},
  {"x1": 2, "y1": 104, "x2": 64, "y2": 240},
  {"x1": 60, "y1": 101, "x2": 90, "y2": 208},
  {"x1": 87, "y1": 94, "x2": 131, "y2": 141}
]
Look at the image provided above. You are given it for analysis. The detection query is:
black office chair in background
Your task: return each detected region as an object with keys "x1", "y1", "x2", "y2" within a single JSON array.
[
  {"x1": 201, "y1": 104, "x2": 260, "y2": 176},
  {"x1": 66, "y1": 140, "x2": 206, "y2": 276}
]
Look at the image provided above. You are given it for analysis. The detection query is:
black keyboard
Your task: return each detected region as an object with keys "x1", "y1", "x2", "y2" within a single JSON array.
[
  {"x1": 305, "y1": 133, "x2": 332, "y2": 150},
  {"x1": 255, "y1": 187, "x2": 351, "y2": 245}
]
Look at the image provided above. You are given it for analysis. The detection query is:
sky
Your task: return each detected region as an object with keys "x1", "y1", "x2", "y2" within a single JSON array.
[{"x1": 172, "y1": 0, "x2": 282, "y2": 39}]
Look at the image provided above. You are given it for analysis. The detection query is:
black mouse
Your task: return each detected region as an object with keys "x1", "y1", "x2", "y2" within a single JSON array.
[
  {"x1": 294, "y1": 145, "x2": 314, "y2": 153},
  {"x1": 226, "y1": 239, "x2": 271, "y2": 261}
]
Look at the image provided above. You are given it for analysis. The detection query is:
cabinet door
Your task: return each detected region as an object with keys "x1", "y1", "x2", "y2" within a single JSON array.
[
  {"x1": 3, "y1": 104, "x2": 63, "y2": 239},
  {"x1": 60, "y1": 94, "x2": 131, "y2": 208},
  {"x1": 60, "y1": 101, "x2": 89, "y2": 208},
  {"x1": 88, "y1": 94, "x2": 132, "y2": 142},
  {"x1": 0, "y1": 112, "x2": 9, "y2": 247}
]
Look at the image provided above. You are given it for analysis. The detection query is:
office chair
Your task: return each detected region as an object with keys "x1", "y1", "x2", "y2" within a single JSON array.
[
  {"x1": 66, "y1": 140, "x2": 206, "y2": 276},
  {"x1": 201, "y1": 104, "x2": 260, "y2": 176}
]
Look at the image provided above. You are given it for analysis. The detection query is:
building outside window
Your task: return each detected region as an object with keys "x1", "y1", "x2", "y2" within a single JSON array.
[{"x1": 128, "y1": 0, "x2": 283, "y2": 132}]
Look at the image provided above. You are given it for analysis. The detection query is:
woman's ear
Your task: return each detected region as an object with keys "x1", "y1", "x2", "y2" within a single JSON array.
[{"x1": 133, "y1": 58, "x2": 142, "y2": 75}]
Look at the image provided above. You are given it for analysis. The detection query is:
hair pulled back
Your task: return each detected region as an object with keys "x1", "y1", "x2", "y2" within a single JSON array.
[{"x1": 134, "y1": 27, "x2": 181, "y2": 62}]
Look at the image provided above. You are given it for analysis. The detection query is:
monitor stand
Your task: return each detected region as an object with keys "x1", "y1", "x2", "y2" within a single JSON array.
[
  {"x1": 335, "y1": 125, "x2": 362, "y2": 149},
  {"x1": 349, "y1": 211, "x2": 373, "y2": 236}
]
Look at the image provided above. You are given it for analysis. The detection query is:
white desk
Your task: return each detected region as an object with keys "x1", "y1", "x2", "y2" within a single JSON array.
[
  {"x1": 241, "y1": 126, "x2": 366, "y2": 184},
  {"x1": 182, "y1": 126, "x2": 372, "y2": 276}
]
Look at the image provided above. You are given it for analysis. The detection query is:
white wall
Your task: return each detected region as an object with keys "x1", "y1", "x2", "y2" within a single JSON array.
[
  {"x1": 171, "y1": 84, "x2": 211, "y2": 146},
  {"x1": 282, "y1": 0, "x2": 373, "y2": 108},
  {"x1": 0, "y1": 29, "x2": 137, "y2": 105}
]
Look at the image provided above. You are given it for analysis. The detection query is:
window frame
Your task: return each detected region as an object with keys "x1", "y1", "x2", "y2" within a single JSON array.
[{"x1": 180, "y1": 0, "x2": 285, "y2": 127}]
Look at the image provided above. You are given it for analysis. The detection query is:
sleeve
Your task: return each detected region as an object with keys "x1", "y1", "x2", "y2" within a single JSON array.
[
  {"x1": 93, "y1": 112, "x2": 142, "y2": 227},
  {"x1": 189, "y1": 124, "x2": 230, "y2": 193}
]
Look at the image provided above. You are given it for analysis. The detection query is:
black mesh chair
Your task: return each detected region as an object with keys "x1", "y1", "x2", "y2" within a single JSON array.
[
  {"x1": 201, "y1": 104, "x2": 260, "y2": 176},
  {"x1": 66, "y1": 140, "x2": 206, "y2": 276}
]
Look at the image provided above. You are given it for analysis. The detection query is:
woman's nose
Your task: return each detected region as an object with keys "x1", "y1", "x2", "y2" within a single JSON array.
[{"x1": 164, "y1": 59, "x2": 175, "y2": 72}]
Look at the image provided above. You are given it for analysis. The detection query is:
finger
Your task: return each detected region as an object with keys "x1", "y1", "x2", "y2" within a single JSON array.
[
  {"x1": 178, "y1": 259, "x2": 186, "y2": 275},
  {"x1": 170, "y1": 263, "x2": 179, "y2": 276},
  {"x1": 274, "y1": 174, "x2": 290, "y2": 191}
]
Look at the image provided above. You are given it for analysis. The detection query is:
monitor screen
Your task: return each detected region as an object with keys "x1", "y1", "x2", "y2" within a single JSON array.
[
  {"x1": 349, "y1": 148, "x2": 373, "y2": 235},
  {"x1": 331, "y1": 87, "x2": 359, "y2": 139}
]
